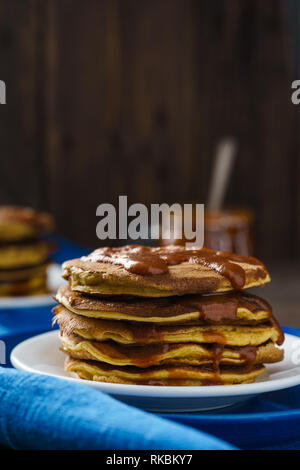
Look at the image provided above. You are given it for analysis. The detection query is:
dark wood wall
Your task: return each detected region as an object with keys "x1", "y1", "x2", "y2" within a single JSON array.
[{"x1": 0, "y1": 0, "x2": 298, "y2": 261}]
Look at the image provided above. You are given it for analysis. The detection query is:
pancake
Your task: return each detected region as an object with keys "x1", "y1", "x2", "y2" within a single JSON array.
[
  {"x1": 0, "y1": 275, "x2": 47, "y2": 296},
  {"x1": 64, "y1": 355, "x2": 266, "y2": 385},
  {"x1": 0, "y1": 206, "x2": 53, "y2": 241},
  {"x1": 62, "y1": 245, "x2": 270, "y2": 297},
  {"x1": 54, "y1": 306, "x2": 283, "y2": 346},
  {"x1": 0, "y1": 240, "x2": 50, "y2": 269},
  {"x1": 56, "y1": 284, "x2": 271, "y2": 324},
  {"x1": 60, "y1": 333, "x2": 283, "y2": 368},
  {"x1": 0, "y1": 263, "x2": 48, "y2": 282}
]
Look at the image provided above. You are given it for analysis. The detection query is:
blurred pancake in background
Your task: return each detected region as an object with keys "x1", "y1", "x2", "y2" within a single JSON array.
[
  {"x1": 0, "y1": 206, "x2": 53, "y2": 242},
  {"x1": 0, "y1": 206, "x2": 54, "y2": 297},
  {"x1": 0, "y1": 263, "x2": 48, "y2": 282},
  {"x1": 0, "y1": 240, "x2": 50, "y2": 269},
  {"x1": 0, "y1": 276, "x2": 47, "y2": 296}
]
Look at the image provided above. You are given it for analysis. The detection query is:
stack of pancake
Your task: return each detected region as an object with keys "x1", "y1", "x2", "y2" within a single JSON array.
[
  {"x1": 54, "y1": 245, "x2": 284, "y2": 386},
  {"x1": 0, "y1": 206, "x2": 54, "y2": 297}
]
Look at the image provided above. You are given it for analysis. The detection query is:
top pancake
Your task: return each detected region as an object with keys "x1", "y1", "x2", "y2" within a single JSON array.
[
  {"x1": 0, "y1": 206, "x2": 53, "y2": 241},
  {"x1": 56, "y1": 284, "x2": 272, "y2": 324},
  {"x1": 62, "y1": 245, "x2": 270, "y2": 297}
]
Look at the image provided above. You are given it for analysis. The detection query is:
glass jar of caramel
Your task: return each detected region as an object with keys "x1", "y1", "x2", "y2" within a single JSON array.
[
  {"x1": 159, "y1": 208, "x2": 254, "y2": 256},
  {"x1": 203, "y1": 209, "x2": 254, "y2": 256}
]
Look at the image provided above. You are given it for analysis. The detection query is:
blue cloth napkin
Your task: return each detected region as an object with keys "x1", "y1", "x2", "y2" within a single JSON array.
[{"x1": 0, "y1": 367, "x2": 234, "y2": 450}]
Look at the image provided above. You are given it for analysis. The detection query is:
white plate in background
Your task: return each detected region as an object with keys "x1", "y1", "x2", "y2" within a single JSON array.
[
  {"x1": 11, "y1": 331, "x2": 299, "y2": 412},
  {"x1": 0, "y1": 263, "x2": 63, "y2": 309}
]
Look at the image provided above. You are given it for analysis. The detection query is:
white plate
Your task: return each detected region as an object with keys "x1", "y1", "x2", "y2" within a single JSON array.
[
  {"x1": 11, "y1": 331, "x2": 300, "y2": 412},
  {"x1": 0, "y1": 264, "x2": 63, "y2": 309}
]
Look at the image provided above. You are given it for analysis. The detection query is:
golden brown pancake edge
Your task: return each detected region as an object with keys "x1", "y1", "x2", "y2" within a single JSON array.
[
  {"x1": 53, "y1": 306, "x2": 282, "y2": 347},
  {"x1": 64, "y1": 355, "x2": 266, "y2": 385},
  {"x1": 56, "y1": 283, "x2": 272, "y2": 324},
  {"x1": 60, "y1": 332, "x2": 283, "y2": 368}
]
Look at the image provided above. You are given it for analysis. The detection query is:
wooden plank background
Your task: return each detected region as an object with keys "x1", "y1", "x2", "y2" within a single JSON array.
[{"x1": 0, "y1": 0, "x2": 298, "y2": 261}]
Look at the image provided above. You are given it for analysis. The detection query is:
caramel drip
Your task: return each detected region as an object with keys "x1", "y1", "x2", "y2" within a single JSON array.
[
  {"x1": 129, "y1": 323, "x2": 164, "y2": 344},
  {"x1": 178, "y1": 293, "x2": 238, "y2": 322},
  {"x1": 129, "y1": 343, "x2": 170, "y2": 368},
  {"x1": 211, "y1": 343, "x2": 224, "y2": 374},
  {"x1": 235, "y1": 345, "x2": 257, "y2": 371},
  {"x1": 180, "y1": 292, "x2": 272, "y2": 323},
  {"x1": 93, "y1": 341, "x2": 172, "y2": 368},
  {"x1": 83, "y1": 245, "x2": 266, "y2": 290},
  {"x1": 209, "y1": 344, "x2": 257, "y2": 374},
  {"x1": 269, "y1": 314, "x2": 285, "y2": 346},
  {"x1": 254, "y1": 299, "x2": 284, "y2": 346}
]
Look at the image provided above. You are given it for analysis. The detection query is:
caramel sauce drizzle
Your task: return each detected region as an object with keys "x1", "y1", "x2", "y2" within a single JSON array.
[
  {"x1": 237, "y1": 345, "x2": 257, "y2": 371},
  {"x1": 83, "y1": 245, "x2": 266, "y2": 290},
  {"x1": 207, "y1": 344, "x2": 257, "y2": 378},
  {"x1": 211, "y1": 344, "x2": 224, "y2": 374},
  {"x1": 61, "y1": 285, "x2": 272, "y2": 321},
  {"x1": 178, "y1": 292, "x2": 255, "y2": 323}
]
